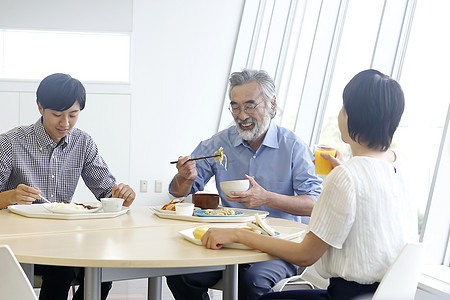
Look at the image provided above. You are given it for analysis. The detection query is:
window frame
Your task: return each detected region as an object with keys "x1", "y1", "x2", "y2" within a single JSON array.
[{"x1": 223, "y1": 0, "x2": 450, "y2": 292}]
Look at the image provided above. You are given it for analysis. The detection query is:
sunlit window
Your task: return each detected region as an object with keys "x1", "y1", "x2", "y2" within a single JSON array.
[
  {"x1": 229, "y1": 0, "x2": 450, "y2": 275},
  {"x1": 393, "y1": 0, "x2": 450, "y2": 221},
  {"x1": 317, "y1": 0, "x2": 385, "y2": 159},
  {"x1": 0, "y1": 30, "x2": 130, "y2": 82}
]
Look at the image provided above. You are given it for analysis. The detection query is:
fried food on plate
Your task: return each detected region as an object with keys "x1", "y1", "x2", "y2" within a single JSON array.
[{"x1": 161, "y1": 198, "x2": 184, "y2": 211}]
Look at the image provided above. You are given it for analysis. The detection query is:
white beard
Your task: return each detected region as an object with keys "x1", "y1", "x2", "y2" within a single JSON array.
[{"x1": 236, "y1": 113, "x2": 271, "y2": 141}]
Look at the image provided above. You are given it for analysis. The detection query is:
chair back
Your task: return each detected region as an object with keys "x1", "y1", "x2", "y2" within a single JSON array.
[
  {"x1": 372, "y1": 242, "x2": 423, "y2": 300},
  {"x1": 0, "y1": 245, "x2": 38, "y2": 300}
]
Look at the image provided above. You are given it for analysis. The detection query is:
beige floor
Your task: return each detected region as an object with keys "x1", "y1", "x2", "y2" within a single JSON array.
[{"x1": 35, "y1": 277, "x2": 222, "y2": 300}]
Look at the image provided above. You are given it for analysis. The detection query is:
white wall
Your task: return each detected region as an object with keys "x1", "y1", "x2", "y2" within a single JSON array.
[
  {"x1": 0, "y1": 0, "x2": 132, "y2": 32},
  {"x1": 129, "y1": 0, "x2": 244, "y2": 205},
  {"x1": 0, "y1": 1, "x2": 244, "y2": 205},
  {"x1": 0, "y1": 89, "x2": 131, "y2": 203}
]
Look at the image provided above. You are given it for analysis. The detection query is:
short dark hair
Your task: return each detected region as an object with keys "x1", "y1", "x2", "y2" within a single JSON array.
[
  {"x1": 343, "y1": 69, "x2": 405, "y2": 151},
  {"x1": 36, "y1": 73, "x2": 86, "y2": 111}
]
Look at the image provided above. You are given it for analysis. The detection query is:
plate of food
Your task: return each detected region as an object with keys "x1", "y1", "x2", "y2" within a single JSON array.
[
  {"x1": 154, "y1": 198, "x2": 185, "y2": 214},
  {"x1": 43, "y1": 202, "x2": 102, "y2": 214},
  {"x1": 179, "y1": 219, "x2": 305, "y2": 249},
  {"x1": 193, "y1": 208, "x2": 244, "y2": 217},
  {"x1": 151, "y1": 206, "x2": 269, "y2": 223}
]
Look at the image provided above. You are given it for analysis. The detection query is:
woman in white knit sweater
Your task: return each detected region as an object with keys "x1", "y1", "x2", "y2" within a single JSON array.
[{"x1": 201, "y1": 69, "x2": 418, "y2": 300}]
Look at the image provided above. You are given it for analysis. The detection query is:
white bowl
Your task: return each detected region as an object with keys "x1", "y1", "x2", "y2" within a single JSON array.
[
  {"x1": 220, "y1": 179, "x2": 250, "y2": 197},
  {"x1": 175, "y1": 202, "x2": 194, "y2": 216},
  {"x1": 101, "y1": 198, "x2": 124, "y2": 212}
]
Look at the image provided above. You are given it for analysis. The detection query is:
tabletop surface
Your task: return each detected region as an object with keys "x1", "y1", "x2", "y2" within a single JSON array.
[
  {"x1": 0, "y1": 205, "x2": 307, "y2": 269},
  {"x1": 0, "y1": 206, "x2": 192, "y2": 237}
]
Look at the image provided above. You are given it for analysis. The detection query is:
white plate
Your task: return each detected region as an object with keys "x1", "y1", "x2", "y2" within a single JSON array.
[
  {"x1": 151, "y1": 206, "x2": 176, "y2": 214},
  {"x1": 43, "y1": 202, "x2": 102, "y2": 214},
  {"x1": 8, "y1": 204, "x2": 129, "y2": 220},
  {"x1": 179, "y1": 225, "x2": 305, "y2": 249},
  {"x1": 193, "y1": 209, "x2": 244, "y2": 217},
  {"x1": 151, "y1": 207, "x2": 269, "y2": 223},
  {"x1": 151, "y1": 206, "x2": 201, "y2": 215}
]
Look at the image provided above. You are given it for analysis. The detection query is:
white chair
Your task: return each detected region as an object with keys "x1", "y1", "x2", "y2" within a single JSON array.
[
  {"x1": 372, "y1": 242, "x2": 423, "y2": 300},
  {"x1": 210, "y1": 266, "x2": 324, "y2": 294},
  {"x1": 273, "y1": 265, "x2": 328, "y2": 291},
  {"x1": 0, "y1": 245, "x2": 38, "y2": 300},
  {"x1": 275, "y1": 242, "x2": 423, "y2": 300}
]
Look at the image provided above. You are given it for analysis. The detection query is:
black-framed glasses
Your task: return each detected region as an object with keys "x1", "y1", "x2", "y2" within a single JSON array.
[{"x1": 228, "y1": 101, "x2": 264, "y2": 116}]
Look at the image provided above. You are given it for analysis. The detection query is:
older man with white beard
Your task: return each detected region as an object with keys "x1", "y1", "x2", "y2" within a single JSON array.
[{"x1": 167, "y1": 69, "x2": 322, "y2": 300}]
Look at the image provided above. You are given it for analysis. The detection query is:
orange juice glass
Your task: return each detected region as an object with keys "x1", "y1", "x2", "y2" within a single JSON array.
[{"x1": 314, "y1": 145, "x2": 336, "y2": 175}]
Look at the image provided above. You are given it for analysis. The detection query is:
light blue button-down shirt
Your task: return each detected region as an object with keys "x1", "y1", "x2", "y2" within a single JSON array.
[{"x1": 170, "y1": 121, "x2": 322, "y2": 223}]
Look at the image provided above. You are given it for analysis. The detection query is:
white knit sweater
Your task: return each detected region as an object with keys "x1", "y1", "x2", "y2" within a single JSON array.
[{"x1": 308, "y1": 156, "x2": 418, "y2": 284}]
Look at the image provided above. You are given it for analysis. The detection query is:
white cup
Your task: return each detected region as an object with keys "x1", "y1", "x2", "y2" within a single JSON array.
[
  {"x1": 101, "y1": 198, "x2": 124, "y2": 212},
  {"x1": 175, "y1": 203, "x2": 194, "y2": 216}
]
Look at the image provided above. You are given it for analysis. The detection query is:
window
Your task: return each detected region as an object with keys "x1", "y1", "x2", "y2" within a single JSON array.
[
  {"x1": 0, "y1": 30, "x2": 130, "y2": 82},
  {"x1": 227, "y1": 0, "x2": 450, "y2": 289},
  {"x1": 394, "y1": 0, "x2": 450, "y2": 221},
  {"x1": 317, "y1": 0, "x2": 385, "y2": 159}
]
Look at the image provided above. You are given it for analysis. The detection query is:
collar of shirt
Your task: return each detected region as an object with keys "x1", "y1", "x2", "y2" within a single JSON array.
[
  {"x1": 34, "y1": 118, "x2": 69, "y2": 150},
  {"x1": 231, "y1": 120, "x2": 280, "y2": 151}
]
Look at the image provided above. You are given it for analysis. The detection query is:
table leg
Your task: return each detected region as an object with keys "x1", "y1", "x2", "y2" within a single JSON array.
[
  {"x1": 20, "y1": 263, "x2": 34, "y2": 285},
  {"x1": 222, "y1": 264, "x2": 238, "y2": 300},
  {"x1": 147, "y1": 276, "x2": 162, "y2": 300},
  {"x1": 84, "y1": 267, "x2": 101, "y2": 300}
]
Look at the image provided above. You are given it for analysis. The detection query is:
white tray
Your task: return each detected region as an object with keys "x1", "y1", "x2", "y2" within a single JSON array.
[
  {"x1": 150, "y1": 206, "x2": 269, "y2": 223},
  {"x1": 8, "y1": 204, "x2": 129, "y2": 220},
  {"x1": 180, "y1": 225, "x2": 305, "y2": 249}
]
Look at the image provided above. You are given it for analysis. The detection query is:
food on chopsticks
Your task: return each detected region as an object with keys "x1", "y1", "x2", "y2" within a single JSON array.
[
  {"x1": 246, "y1": 214, "x2": 278, "y2": 236},
  {"x1": 161, "y1": 198, "x2": 184, "y2": 211},
  {"x1": 48, "y1": 202, "x2": 98, "y2": 211},
  {"x1": 214, "y1": 147, "x2": 228, "y2": 171},
  {"x1": 202, "y1": 207, "x2": 237, "y2": 216}
]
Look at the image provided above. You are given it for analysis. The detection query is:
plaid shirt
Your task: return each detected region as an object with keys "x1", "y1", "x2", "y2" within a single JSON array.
[{"x1": 0, "y1": 118, "x2": 116, "y2": 203}]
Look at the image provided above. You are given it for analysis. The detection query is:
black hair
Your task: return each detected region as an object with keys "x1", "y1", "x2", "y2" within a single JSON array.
[
  {"x1": 36, "y1": 73, "x2": 86, "y2": 111},
  {"x1": 343, "y1": 69, "x2": 405, "y2": 151}
]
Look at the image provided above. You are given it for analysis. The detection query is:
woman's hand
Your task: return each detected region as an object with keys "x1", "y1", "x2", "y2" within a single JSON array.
[
  {"x1": 201, "y1": 228, "x2": 241, "y2": 250},
  {"x1": 321, "y1": 150, "x2": 344, "y2": 168}
]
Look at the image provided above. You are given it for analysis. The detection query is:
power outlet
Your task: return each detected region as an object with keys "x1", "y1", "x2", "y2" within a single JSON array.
[
  {"x1": 140, "y1": 180, "x2": 148, "y2": 193},
  {"x1": 155, "y1": 180, "x2": 162, "y2": 193}
]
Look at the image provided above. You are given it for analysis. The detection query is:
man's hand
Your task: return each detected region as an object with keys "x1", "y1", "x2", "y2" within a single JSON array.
[
  {"x1": 14, "y1": 184, "x2": 40, "y2": 205},
  {"x1": 226, "y1": 175, "x2": 268, "y2": 208},
  {"x1": 112, "y1": 183, "x2": 136, "y2": 207},
  {"x1": 176, "y1": 156, "x2": 198, "y2": 181},
  {"x1": 170, "y1": 156, "x2": 198, "y2": 198}
]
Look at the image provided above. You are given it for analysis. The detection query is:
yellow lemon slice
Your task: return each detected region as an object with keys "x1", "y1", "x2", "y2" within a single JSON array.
[{"x1": 193, "y1": 226, "x2": 210, "y2": 239}]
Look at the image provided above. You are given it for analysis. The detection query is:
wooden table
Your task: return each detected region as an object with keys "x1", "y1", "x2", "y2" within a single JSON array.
[
  {"x1": 0, "y1": 206, "x2": 191, "y2": 237},
  {"x1": 0, "y1": 206, "x2": 306, "y2": 300}
]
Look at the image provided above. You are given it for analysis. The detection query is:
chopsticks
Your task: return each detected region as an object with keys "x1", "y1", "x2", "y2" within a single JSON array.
[
  {"x1": 170, "y1": 154, "x2": 221, "y2": 164},
  {"x1": 40, "y1": 195, "x2": 52, "y2": 203}
]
